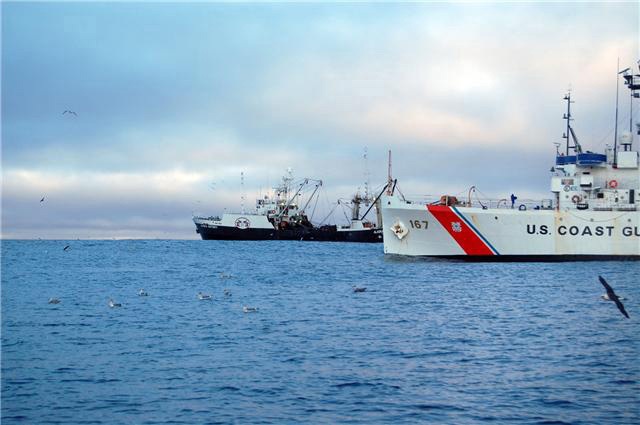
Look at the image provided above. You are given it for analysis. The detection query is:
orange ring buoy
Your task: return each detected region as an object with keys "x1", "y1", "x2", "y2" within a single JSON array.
[
  {"x1": 571, "y1": 194, "x2": 582, "y2": 204},
  {"x1": 609, "y1": 180, "x2": 618, "y2": 189}
]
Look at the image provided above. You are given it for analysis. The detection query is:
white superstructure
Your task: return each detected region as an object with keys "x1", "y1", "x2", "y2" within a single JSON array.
[
  {"x1": 382, "y1": 69, "x2": 640, "y2": 260},
  {"x1": 193, "y1": 169, "x2": 320, "y2": 238}
]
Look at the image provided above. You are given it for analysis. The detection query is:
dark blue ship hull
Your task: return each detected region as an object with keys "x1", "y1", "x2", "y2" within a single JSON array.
[{"x1": 195, "y1": 223, "x2": 382, "y2": 243}]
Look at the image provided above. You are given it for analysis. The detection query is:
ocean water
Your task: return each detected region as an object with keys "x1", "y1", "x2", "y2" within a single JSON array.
[{"x1": 1, "y1": 240, "x2": 638, "y2": 424}]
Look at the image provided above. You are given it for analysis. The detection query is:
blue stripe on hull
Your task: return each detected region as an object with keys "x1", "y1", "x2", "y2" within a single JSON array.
[{"x1": 451, "y1": 206, "x2": 501, "y2": 255}]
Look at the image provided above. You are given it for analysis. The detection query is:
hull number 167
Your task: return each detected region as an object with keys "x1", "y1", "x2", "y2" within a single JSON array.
[{"x1": 409, "y1": 220, "x2": 429, "y2": 229}]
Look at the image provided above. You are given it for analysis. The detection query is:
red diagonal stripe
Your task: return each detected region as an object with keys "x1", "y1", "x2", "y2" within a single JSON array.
[{"x1": 427, "y1": 205, "x2": 494, "y2": 256}]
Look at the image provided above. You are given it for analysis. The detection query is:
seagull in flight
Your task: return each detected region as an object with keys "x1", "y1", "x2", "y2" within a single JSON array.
[
  {"x1": 62, "y1": 110, "x2": 77, "y2": 116},
  {"x1": 598, "y1": 276, "x2": 629, "y2": 319},
  {"x1": 63, "y1": 245, "x2": 71, "y2": 251},
  {"x1": 40, "y1": 197, "x2": 45, "y2": 203}
]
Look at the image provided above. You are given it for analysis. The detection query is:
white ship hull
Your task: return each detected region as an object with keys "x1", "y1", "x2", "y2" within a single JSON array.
[{"x1": 382, "y1": 195, "x2": 640, "y2": 260}]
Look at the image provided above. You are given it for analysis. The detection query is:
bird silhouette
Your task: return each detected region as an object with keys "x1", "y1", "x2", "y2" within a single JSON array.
[
  {"x1": 598, "y1": 276, "x2": 629, "y2": 319},
  {"x1": 40, "y1": 197, "x2": 45, "y2": 203},
  {"x1": 63, "y1": 245, "x2": 71, "y2": 251},
  {"x1": 62, "y1": 110, "x2": 77, "y2": 116}
]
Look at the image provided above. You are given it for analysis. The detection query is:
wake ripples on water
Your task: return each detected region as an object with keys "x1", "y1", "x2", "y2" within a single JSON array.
[{"x1": 1, "y1": 240, "x2": 639, "y2": 424}]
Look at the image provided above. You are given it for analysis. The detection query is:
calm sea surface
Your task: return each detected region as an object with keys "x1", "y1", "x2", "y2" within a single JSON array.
[{"x1": 1, "y1": 240, "x2": 638, "y2": 424}]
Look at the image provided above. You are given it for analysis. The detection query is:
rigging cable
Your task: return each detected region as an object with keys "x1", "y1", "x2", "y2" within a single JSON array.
[{"x1": 318, "y1": 201, "x2": 340, "y2": 226}]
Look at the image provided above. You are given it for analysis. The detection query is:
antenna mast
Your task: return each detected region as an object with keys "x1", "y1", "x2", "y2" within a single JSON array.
[
  {"x1": 614, "y1": 58, "x2": 621, "y2": 166},
  {"x1": 363, "y1": 147, "x2": 370, "y2": 203},
  {"x1": 386, "y1": 150, "x2": 393, "y2": 195},
  {"x1": 240, "y1": 171, "x2": 246, "y2": 214},
  {"x1": 622, "y1": 61, "x2": 640, "y2": 148},
  {"x1": 563, "y1": 91, "x2": 574, "y2": 155}
]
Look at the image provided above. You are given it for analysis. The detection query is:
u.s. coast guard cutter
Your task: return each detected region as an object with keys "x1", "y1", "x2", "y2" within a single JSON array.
[{"x1": 382, "y1": 68, "x2": 640, "y2": 261}]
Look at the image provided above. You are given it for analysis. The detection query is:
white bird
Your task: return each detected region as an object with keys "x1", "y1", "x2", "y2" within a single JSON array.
[
  {"x1": 197, "y1": 292, "x2": 212, "y2": 300},
  {"x1": 138, "y1": 289, "x2": 149, "y2": 296},
  {"x1": 243, "y1": 306, "x2": 258, "y2": 313},
  {"x1": 108, "y1": 298, "x2": 122, "y2": 308},
  {"x1": 48, "y1": 297, "x2": 61, "y2": 304},
  {"x1": 219, "y1": 272, "x2": 233, "y2": 279}
]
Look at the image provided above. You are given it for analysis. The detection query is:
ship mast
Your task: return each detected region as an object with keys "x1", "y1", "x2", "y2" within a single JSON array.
[
  {"x1": 563, "y1": 91, "x2": 573, "y2": 155},
  {"x1": 386, "y1": 150, "x2": 393, "y2": 195},
  {"x1": 614, "y1": 58, "x2": 622, "y2": 166},
  {"x1": 562, "y1": 91, "x2": 582, "y2": 155},
  {"x1": 621, "y1": 61, "x2": 640, "y2": 148},
  {"x1": 240, "y1": 171, "x2": 246, "y2": 214},
  {"x1": 363, "y1": 147, "x2": 370, "y2": 204}
]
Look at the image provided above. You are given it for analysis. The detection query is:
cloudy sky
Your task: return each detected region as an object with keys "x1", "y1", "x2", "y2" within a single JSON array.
[{"x1": 2, "y1": 2, "x2": 638, "y2": 239}]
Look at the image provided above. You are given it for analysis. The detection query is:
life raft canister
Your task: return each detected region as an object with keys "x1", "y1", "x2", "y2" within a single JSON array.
[{"x1": 609, "y1": 180, "x2": 618, "y2": 189}]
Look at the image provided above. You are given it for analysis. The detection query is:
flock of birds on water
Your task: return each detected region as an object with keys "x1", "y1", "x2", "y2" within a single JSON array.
[
  {"x1": 46, "y1": 266, "x2": 368, "y2": 312},
  {"x1": 45, "y1": 270, "x2": 295, "y2": 313}
]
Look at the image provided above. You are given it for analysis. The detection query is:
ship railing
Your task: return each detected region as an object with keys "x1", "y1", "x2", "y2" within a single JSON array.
[
  {"x1": 405, "y1": 195, "x2": 555, "y2": 211},
  {"x1": 194, "y1": 215, "x2": 222, "y2": 221},
  {"x1": 590, "y1": 201, "x2": 637, "y2": 212}
]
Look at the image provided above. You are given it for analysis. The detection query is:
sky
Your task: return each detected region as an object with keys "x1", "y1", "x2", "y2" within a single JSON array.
[{"x1": 2, "y1": 1, "x2": 638, "y2": 239}]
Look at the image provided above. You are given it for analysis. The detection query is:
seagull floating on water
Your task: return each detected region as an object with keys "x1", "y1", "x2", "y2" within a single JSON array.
[
  {"x1": 353, "y1": 286, "x2": 367, "y2": 293},
  {"x1": 108, "y1": 298, "x2": 122, "y2": 308},
  {"x1": 220, "y1": 272, "x2": 233, "y2": 279},
  {"x1": 138, "y1": 289, "x2": 149, "y2": 296},
  {"x1": 197, "y1": 292, "x2": 212, "y2": 300},
  {"x1": 243, "y1": 306, "x2": 258, "y2": 313},
  {"x1": 598, "y1": 276, "x2": 629, "y2": 319},
  {"x1": 48, "y1": 297, "x2": 61, "y2": 304}
]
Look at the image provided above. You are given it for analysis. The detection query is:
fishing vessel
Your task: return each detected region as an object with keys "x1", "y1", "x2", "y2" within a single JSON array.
[
  {"x1": 381, "y1": 67, "x2": 640, "y2": 261},
  {"x1": 193, "y1": 169, "x2": 383, "y2": 242}
]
